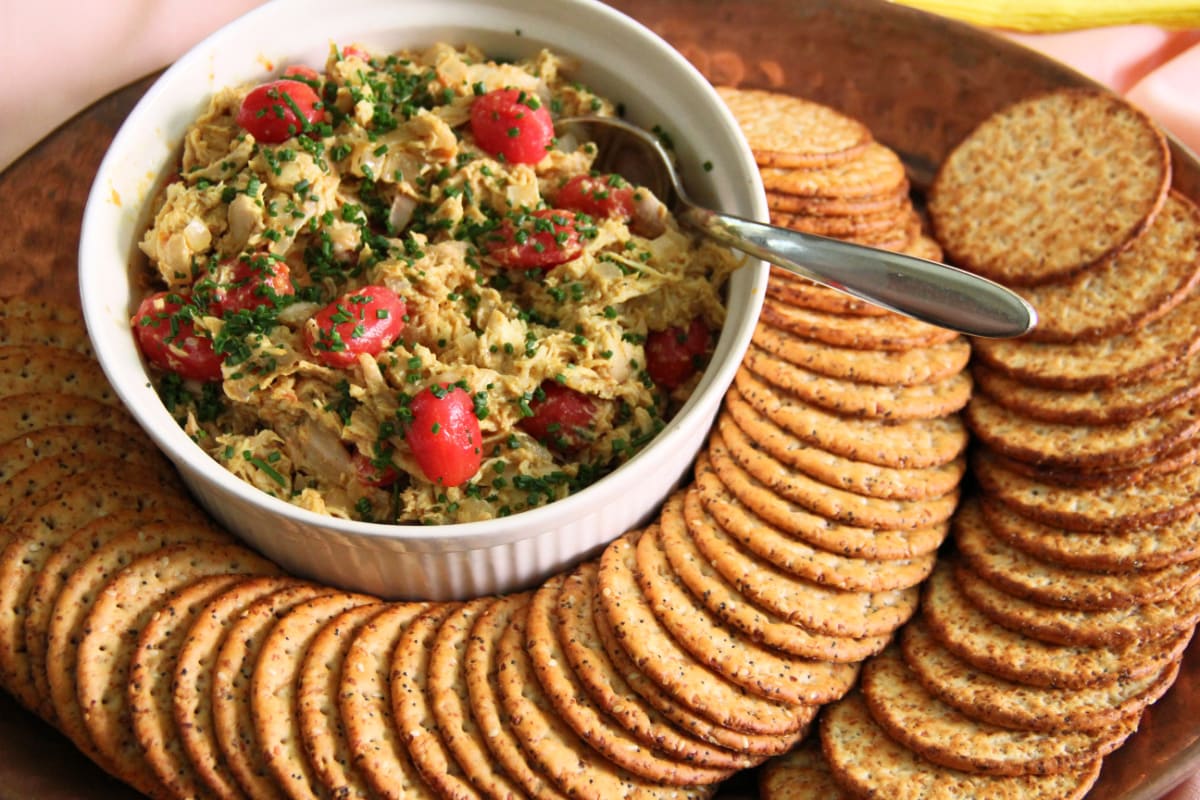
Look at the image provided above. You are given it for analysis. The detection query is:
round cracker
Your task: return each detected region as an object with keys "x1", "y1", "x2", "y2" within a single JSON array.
[
  {"x1": 0, "y1": 392, "x2": 145, "y2": 446},
  {"x1": 820, "y1": 692, "x2": 1102, "y2": 800},
  {"x1": 681, "y1": 489, "x2": 919, "y2": 639},
  {"x1": 127, "y1": 574, "x2": 248, "y2": 799},
  {"x1": 743, "y1": 342, "x2": 973, "y2": 421},
  {"x1": 759, "y1": 142, "x2": 909, "y2": 199},
  {"x1": 1022, "y1": 191, "x2": 1200, "y2": 342},
  {"x1": 751, "y1": 322, "x2": 970, "y2": 386},
  {"x1": 554, "y1": 563, "x2": 771, "y2": 763},
  {"x1": 758, "y1": 737, "x2": 848, "y2": 800},
  {"x1": 901, "y1": 617, "x2": 1181, "y2": 734},
  {"x1": 525, "y1": 573, "x2": 734, "y2": 786},
  {"x1": 635, "y1": 517, "x2": 858, "y2": 707},
  {"x1": 0, "y1": 345, "x2": 122, "y2": 406},
  {"x1": 734, "y1": 368, "x2": 968, "y2": 470},
  {"x1": 0, "y1": 314, "x2": 93, "y2": 355},
  {"x1": 723, "y1": 389, "x2": 966, "y2": 503},
  {"x1": 595, "y1": 532, "x2": 805, "y2": 736},
  {"x1": 253, "y1": 591, "x2": 380, "y2": 800},
  {"x1": 765, "y1": 189, "x2": 907, "y2": 217},
  {"x1": 922, "y1": 561, "x2": 1190, "y2": 689},
  {"x1": 766, "y1": 269, "x2": 891, "y2": 316},
  {"x1": 861, "y1": 645, "x2": 1133, "y2": 776},
  {"x1": 760, "y1": 296, "x2": 959, "y2": 351},
  {"x1": 75, "y1": 543, "x2": 279, "y2": 798},
  {"x1": 715, "y1": 86, "x2": 873, "y2": 168},
  {"x1": 928, "y1": 88, "x2": 1170, "y2": 287}
]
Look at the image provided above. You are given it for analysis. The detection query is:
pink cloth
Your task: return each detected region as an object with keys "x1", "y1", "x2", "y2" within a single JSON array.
[{"x1": 1005, "y1": 26, "x2": 1200, "y2": 156}]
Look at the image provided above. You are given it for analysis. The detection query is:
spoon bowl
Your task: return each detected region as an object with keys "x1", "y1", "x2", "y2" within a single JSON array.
[{"x1": 558, "y1": 116, "x2": 1037, "y2": 338}]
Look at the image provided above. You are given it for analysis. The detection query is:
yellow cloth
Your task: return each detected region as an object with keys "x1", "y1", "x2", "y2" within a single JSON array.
[{"x1": 889, "y1": 0, "x2": 1200, "y2": 32}]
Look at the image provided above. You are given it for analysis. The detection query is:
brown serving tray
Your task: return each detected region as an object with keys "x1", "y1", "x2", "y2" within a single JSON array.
[{"x1": 2, "y1": 1, "x2": 1198, "y2": 797}]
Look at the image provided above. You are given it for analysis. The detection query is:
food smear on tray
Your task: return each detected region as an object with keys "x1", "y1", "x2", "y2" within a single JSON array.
[{"x1": 131, "y1": 42, "x2": 740, "y2": 525}]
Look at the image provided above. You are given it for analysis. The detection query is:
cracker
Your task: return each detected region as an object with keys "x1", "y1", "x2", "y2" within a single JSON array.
[
  {"x1": 972, "y1": 357, "x2": 1200, "y2": 426},
  {"x1": 0, "y1": 476, "x2": 199, "y2": 715},
  {"x1": 127, "y1": 574, "x2": 247, "y2": 799},
  {"x1": 700, "y1": 443, "x2": 938, "y2": 591},
  {"x1": 637, "y1": 517, "x2": 858, "y2": 707},
  {"x1": 253, "y1": 591, "x2": 380, "y2": 800},
  {"x1": 971, "y1": 287, "x2": 1200, "y2": 390},
  {"x1": 44, "y1": 520, "x2": 234, "y2": 765},
  {"x1": 702, "y1": 430, "x2": 950, "y2": 561},
  {"x1": 770, "y1": 206, "x2": 910, "y2": 238},
  {"x1": 0, "y1": 296, "x2": 84, "y2": 325},
  {"x1": 973, "y1": 446, "x2": 1200, "y2": 532},
  {"x1": 211, "y1": 583, "x2": 335, "y2": 800},
  {"x1": 429, "y1": 597, "x2": 545, "y2": 798},
  {"x1": 982, "y1": 497, "x2": 1200, "y2": 572},
  {"x1": 715, "y1": 86, "x2": 873, "y2": 168},
  {"x1": 723, "y1": 388, "x2": 966, "y2": 503},
  {"x1": 820, "y1": 692, "x2": 1102, "y2": 800},
  {"x1": 25, "y1": 510, "x2": 195, "y2": 718},
  {"x1": 986, "y1": 438, "x2": 1200, "y2": 491},
  {"x1": 1022, "y1": 191, "x2": 1200, "y2": 342},
  {"x1": 173, "y1": 576, "x2": 309, "y2": 800},
  {"x1": 759, "y1": 296, "x2": 959, "y2": 351},
  {"x1": 0, "y1": 392, "x2": 145, "y2": 446},
  {"x1": 901, "y1": 616, "x2": 1181, "y2": 734},
  {"x1": 928, "y1": 88, "x2": 1169, "y2": 287},
  {"x1": 497, "y1": 603, "x2": 714, "y2": 800},
  {"x1": 955, "y1": 497, "x2": 1200, "y2": 610},
  {"x1": 751, "y1": 321, "x2": 970, "y2": 386},
  {"x1": 734, "y1": 368, "x2": 969, "y2": 469},
  {"x1": 759, "y1": 142, "x2": 909, "y2": 199},
  {"x1": 463, "y1": 593, "x2": 568, "y2": 798},
  {"x1": 965, "y1": 391, "x2": 1200, "y2": 470},
  {"x1": 390, "y1": 603, "x2": 487, "y2": 800},
  {"x1": 595, "y1": 532, "x2": 805, "y2": 736},
  {"x1": 765, "y1": 190, "x2": 906, "y2": 217},
  {"x1": 758, "y1": 738, "x2": 849, "y2": 800},
  {"x1": 658, "y1": 496, "x2": 891, "y2": 663},
  {"x1": 922, "y1": 560, "x2": 1190, "y2": 689},
  {"x1": 296, "y1": 602, "x2": 387, "y2": 800},
  {"x1": 554, "y1": 562, "x2": 771, "y2": 764},
  {"x1": 681, "y1": 489, "x2": 920, "y2": 639},
  {"x1": 75, "y1": 543, "x2": 279, "y2": 797},
  {"x1": 716, "y1": 418, "x2": 958, "y2": 534},
  {"x1": 743, "y1": 342, "x2": 972, "y2": 420},
  {"x1": 861, "y1": 645, "x2": 1134, "y2": 776},
  {"x1": 0, "y1": 345, "x2": 123, "y2": 406},
  {"x1": 766, "y1": 268, "x2": 891, "y2": 316},
  {"x1": 526, "y1": 573, "x2": 734, "y2": 786},
  {"x1": 0, "y1": 314, "x2": 93, "y2": 355},
  {"x1": 955, "y1": 560, "x2": 1200, "y2": 649}
]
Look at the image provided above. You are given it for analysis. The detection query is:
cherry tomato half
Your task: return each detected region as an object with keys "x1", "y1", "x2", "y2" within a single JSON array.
[
  {"x1": 405, "y1": 385, "x2": 482, "y2": 487},
  {"x1": 236, "y1": 79, "x2": 326, "y2": 145},
  {"x1": 519, "y1": 381, "x2": 597, "y2": 453},
  {"x1": 645, "y1": 317, "x2": 712, "y2": 390},
  {"x1": 305, "y1": 285, "x2": 406, "y2": 368},
  {"x1": 483, "y1": 209, "x2": 584, "y2": 270},
  {"x1": 353, "y1": 446, "x2": 401, "y2": 488},
  {"x1": 555, "y1": 174, "x2": 636, "y2": 221},
  {"x1": 212, "y1": 253, "x2": 294, "y2": 315},
  {"x1": 469, "y1": 88, "x2": 554, "y2": 165},
  {"x1": 281, "y1": 64, "x2": 321, "y2": 84},
  {"x1": 132, "y1": 292, "x2": 223, "y2": 382}
]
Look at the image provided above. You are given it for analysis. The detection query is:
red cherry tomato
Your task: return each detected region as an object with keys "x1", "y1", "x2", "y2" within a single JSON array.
[
  {"x1": 555, "y1": 174, "x2": 636, "y2": 221},
  {"x1": 353, "y1": 447, "x2": 401, "y2": 488},
  {"x1": 305, "y1": 285, "x2": 406, "y2": 368},
  {"x1": 281, "y1": 64, "x2": 321, "y2": 83},
  {"x1": 213, "y1": 253, "x2": 294, "y2": 314},
  {"x1": 236, "y1": 79, "x2": 326, "y2": 145},
  {"x1": 469, "y1": 88, "x2": 554, "y2": 164},
  {"x1": 132, "y1": 292, "x2": 223, "y2": 382},
  {"x1": 339, "y1": 44, "x2": 370, "y2": 61},
  {"x1": 519, "y1": 381, "x2": 597, "y2": 453},
  {"x1": 483, "y1": 209, "x2": 583, "y2": 270},
  {"x1": 405, "y1": 386, "x2": 482, "y2": 487},
  {"x1": 645, "y1": 317, "x2": 712, "y2": 389}
]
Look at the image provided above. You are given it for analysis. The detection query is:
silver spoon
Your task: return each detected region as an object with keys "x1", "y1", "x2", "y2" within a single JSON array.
[{"x1": 556, "y1": 116, "x2": 1036, "y2": 338}]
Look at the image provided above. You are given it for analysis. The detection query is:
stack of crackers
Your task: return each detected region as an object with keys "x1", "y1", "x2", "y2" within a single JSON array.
[{"x1": 778, "y1": 88, "x2": 1200, "y2": 799}]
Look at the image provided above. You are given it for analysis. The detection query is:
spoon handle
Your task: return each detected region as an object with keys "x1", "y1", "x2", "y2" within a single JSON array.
[{"x1": 682, "y1": 207, "x2": 1037, "y2": 338}]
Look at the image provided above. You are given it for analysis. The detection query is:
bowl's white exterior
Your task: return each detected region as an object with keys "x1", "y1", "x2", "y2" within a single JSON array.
[{"x1": 79, "y1": 0, "x2": 767, "y2": 600}]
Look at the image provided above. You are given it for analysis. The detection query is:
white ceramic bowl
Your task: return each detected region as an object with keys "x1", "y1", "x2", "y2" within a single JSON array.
[{"x1": 79, "y1": 0, "x2": 767, "y2": 601}]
